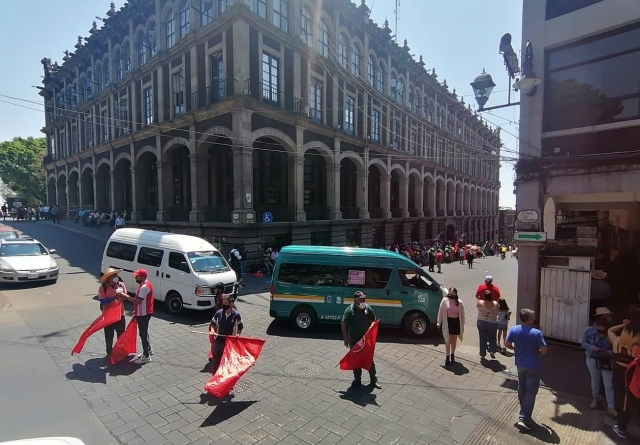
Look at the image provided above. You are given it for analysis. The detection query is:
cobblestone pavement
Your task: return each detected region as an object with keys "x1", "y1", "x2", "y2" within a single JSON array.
[{"x1": 1, "y1": 221, "x2": 637, "y2": 444}]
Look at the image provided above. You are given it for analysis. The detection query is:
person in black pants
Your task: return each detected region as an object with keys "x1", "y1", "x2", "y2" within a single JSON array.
[
  {"x1": 210, "y1": 295, "x2": 243, "y2": 375},
  {"x1": 98, "y1": 268, "x2": 127, "y2": 357}
]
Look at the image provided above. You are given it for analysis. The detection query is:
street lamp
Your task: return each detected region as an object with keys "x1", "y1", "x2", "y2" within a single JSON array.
[{"x1": 470, "y1": 69, "x2": 496, "y2": 110}]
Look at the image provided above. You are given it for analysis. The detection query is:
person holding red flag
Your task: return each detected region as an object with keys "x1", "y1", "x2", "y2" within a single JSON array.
[
  {"x1": 209, "y1": 294, "x2": 243, "y2": 374},
  {"x1": 341, "y1": 291, "x2": 381, "y2": 389},
  {"x1": 120, "y1": 269, "x2": 154, "y2": 364},
  {"x1": 98, "y1": 267, "x2": 127, "y2": 358}
]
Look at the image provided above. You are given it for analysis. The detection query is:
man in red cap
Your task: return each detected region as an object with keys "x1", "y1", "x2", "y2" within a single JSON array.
[{"x1": 121, "y1": 268, "x2": 154, "y2": 364}]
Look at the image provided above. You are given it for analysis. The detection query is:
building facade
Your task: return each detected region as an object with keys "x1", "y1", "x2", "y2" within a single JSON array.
[
  {"x1": 497, "y1": 208, "x2": 515, "y2": 245},
  {"x1": 41, "y1": 0, "x2": 501, "y2": 252},
  {"x1": 517, "y1": 0, "x2": 640, "y2": 340}
]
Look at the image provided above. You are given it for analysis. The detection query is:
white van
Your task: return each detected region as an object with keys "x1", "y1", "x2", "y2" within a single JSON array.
[{"x1": 101, "y1": 229, "x2": 237, "y2": 315}]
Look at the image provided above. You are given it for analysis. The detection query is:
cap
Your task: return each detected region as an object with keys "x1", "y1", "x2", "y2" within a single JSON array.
[
  {"x1": 132, "y1": 268, "x2": 148, "y2": 278},
  {"x1": 484, "y1": 275, "x2": 493, "y2": 282},
  {"x1": 353, "y1": 291, "x2": 366, "y2": 299}
]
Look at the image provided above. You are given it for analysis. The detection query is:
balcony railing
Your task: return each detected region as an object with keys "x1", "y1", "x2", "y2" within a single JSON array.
[
  {"x1": 340, "y1": 207, "x2": 360, "y2": 219},
  {"x1": 391, "y1": 208, "x2": 403, "y2": 218},
  {"x1": 305, "y1": 206, "x2": 329, "y2": 221},
  {"x1": 436, "y1": 209, "x2": 445, "y2": 217},
  {"x1": 203, "y1": 205, "x2": 233, "y2": 223},
  {"x1": 168, "y1": 206, "x2": 190, "y2": 222},
  {"x1": 246, "y1": 79, "x2": 284, "y2": 109},
  {"x1": 369, "y1": 208, "x2": 384, "y2": 219},
  {"x1": 254, "y1": 205, "x2": 294, "y2": 222},
  {"x1": 141, "y1": 207, "x2": 158, "y2": 221},
  {"x1": 191, "y1": 80, "x2": 228, "y2": 110}
]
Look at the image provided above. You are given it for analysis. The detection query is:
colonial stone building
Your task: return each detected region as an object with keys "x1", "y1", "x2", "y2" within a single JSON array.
[{"x1": 41, "y1": 0, "x2": 501, "y2": 251}]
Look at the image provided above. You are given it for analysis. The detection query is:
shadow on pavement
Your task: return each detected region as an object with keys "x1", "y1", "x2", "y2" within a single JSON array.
[
  {"x1": 480, "y1": 357, "x2": 507, "y2": 373},
  {"x1": 518, "y1": 421, "x2": 561, "y2": 444},
  {"x1": 0, "y1": 281, "x2": 57, "y2": 292},
  {"x1": 199, "y1": 396, "x2": 256, "y2": 427},
  {"x1": 66, "y1": 357, "x2": 141, "y2": 384},
  {"x1": 338, "y1": 385, "x2": 379, "y2": 407},
  {"x1": 265, "y1": 319, "x2": 444, "y2": 346},
  {"x1": 442, "y1": 362, "x2": 470, "y2": 376}
]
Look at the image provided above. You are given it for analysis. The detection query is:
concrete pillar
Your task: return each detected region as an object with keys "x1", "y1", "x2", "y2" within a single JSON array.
[
  {"x1": 232, "y1": 146, "x2": 255, "y2": 225},
  {"x1": 232, "y1": 19, "x2": 250, "y2": 96},
  {"x1": 417, "y1": 180, "x2": 424, "y2": 217},
  {"x1": 382, "y1": 174, "x2": 392, "y2": 219},
  {"x1": 328, "y1": 163, "x2": 341, "y2": 220},
  {"x1": 358, "y1": 171, "x2": 369, "y2": 219},
  {"x1": 77, "y1": 176, "x2": 83, "y2": 209},
  {"x1": 401, "y1": 178, "x2": 409, "y2": 218},
  {"x1": 291, "y1": 155, "x2": 306, "y2": 222},
  {"x1": 129, "y1": 166, "x2": 139, "y2": 223},
  {"x1": 188, "y1": 154, "x2": 202, "y2": 222},
  {"x1": 92, "y1": 173, "x2": 98, "y2": 212},
  {"x1": 156, "y1": 161, "x2": 167, "y2": 221},
  {"x1": 109, "y1": 171, "x2": 115, "y2": 212}
]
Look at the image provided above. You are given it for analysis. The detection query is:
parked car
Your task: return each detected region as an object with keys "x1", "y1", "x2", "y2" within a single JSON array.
[
  {"x1": 0, "y1": 237, "x2": 59, "y2": 284},
  {"x1": 0, "y1": 227, "x2": 21, "y2": 240},
  {"x1": 0, "y1": 438, "x2": 86, "y2": 445}
]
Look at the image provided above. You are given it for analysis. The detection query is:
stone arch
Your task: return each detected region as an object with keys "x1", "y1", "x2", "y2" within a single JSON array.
[
  {"x1": 81, "y1": 163, "x2": 94, "y2": 175},
  {"x1": 135, "y1": 145, "x2": 158, "y2": 163},
  {"x1": 250, "y1": 128, "x2": 296, "y2": 154},
  {"x1": 303, "y1": 140, "x2": 334, "y2": 166},
  {"x1": 68, "y1": 166, "x2": 80, "y2": 177},
  {"x1": 196, "y1": 126, "x2": 233, "y2": 150},
  {"x1": 389, "y1": 163, "x2": 406, "y2": 176},
  {"x1": 367, "y1": 158, "x2": 388, "y2": 175},
  {"x1": 96, "y1": 158, "x2": 112, "y2": 171},
  {"x1": 337, "y1": 26, "x2": 352, "y2": 44},
  {"x1": 407, "y1": 168, "x2": 421, "y2": 179},
  {"x1": 161, "y1": 136, "x2": 191, "y2": 158},
  {"x1": 113, "y1": 152, "x2": 132, "y2": 167},
  {"x1": 338, "y1": 151, "x2": 365, "y2": 171},
  {"x1": 47, "y1": 171, "x2": 56, "y2": 182}
]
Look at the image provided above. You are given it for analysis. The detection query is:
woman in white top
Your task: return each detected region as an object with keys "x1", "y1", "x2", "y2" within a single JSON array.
[
  {"x1": 476, "y1": 289, "x2": 500, "y2": 360},
  {"x1": 437, "y1": 287, "x2": 466, "y2": 367}
]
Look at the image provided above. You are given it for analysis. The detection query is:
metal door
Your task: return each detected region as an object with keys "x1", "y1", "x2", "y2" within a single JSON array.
[{"x1": 539, "y1": 267, "x2": 591, "y2": 343}]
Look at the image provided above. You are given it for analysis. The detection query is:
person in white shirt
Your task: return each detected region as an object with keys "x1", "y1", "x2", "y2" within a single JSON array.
[
  {"x1": 115, "y1": 215, "x2": 125, "y2": 229},
  {"x1": 270, "y1": 250, "x2": 279, "y2": 265},
  {"x1": 229, "y1": 246, "x2": 242, "y2": 280}
]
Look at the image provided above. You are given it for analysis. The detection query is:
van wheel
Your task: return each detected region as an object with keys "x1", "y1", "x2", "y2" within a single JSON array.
[
  {"x1": 164, "y1": 292, "x2": 184, "y2": 315},
  {"x1": 291, "y1": 305, "x2": 317, "y2": 332},
  {"x1": 403, "y1": 312, "x2": 430, "y2": 337}
]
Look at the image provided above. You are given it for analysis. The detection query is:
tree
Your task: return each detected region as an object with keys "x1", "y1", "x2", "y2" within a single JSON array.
[{"x1": 0, "y1": 137, "x2": 47, "y2": 203}]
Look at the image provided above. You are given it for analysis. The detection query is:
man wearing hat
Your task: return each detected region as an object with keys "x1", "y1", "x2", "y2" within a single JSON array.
[
  {"x1": 590, "y1": 270, "x2": 611, "y2": 317},
  {"x1": 341, "y1": 291, "x2": 381, "y2": 389},
  {"x1": 98, "y1": 267, "x2": 127, "y2": 357},
  {"x1": 120, "y1": 268, "x2": 154, "y2": 364}
]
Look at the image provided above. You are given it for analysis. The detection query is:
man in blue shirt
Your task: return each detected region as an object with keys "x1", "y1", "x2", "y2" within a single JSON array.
[{"x1": 506, "y1": 308, "x2": 548, "y2": 430}]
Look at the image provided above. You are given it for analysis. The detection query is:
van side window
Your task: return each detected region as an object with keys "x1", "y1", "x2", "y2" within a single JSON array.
[
  {"x1": 398, "y1": 269, "x2": 432, "y2": 290},
  {"x1": 137, "y1": 247, "x2": 164, "y2": 268},
  {"x1": 106, "y1": 241, "x2": 137, "y2": 262},
  {"x1": 277, "y1": 264, "x2": 391, "y2": 289},
  {"x1": 168, "y1": 252, "x2": 190, "y2": 273},
  {"x1": 345, "y1": 268, "x2": 392, "y2": 289}
]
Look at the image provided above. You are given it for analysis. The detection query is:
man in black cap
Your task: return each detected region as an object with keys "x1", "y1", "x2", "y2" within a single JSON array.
[{"x1": 341, "y1": 291, "x2": 381, "y2": 389}]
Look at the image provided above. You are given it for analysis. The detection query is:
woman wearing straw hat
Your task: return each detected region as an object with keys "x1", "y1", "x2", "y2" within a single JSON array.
[{"x1": 99, "y1": 267, "x2": 127, "y2": 357}]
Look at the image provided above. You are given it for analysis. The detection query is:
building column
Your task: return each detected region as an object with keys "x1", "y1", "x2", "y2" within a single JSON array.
[
  {"x1": 129, "y1": 166, "x2": 139, "y2": 223},
  {"x1": 92, "y1": 173, "x2": 98, "y2": 212},
  {"x1": 77, "y1": 177, "x2": 83, "y2": 210},
  {"x1": 401, "y1": 178, "x2": 409, "y2": 218},
  {"x1": 290, "y1": 154, "x2": 306, "y2": 222},
  {"x1": 358, "y1": 171, "x2": 369, "y2": 219},
  {"x1": 109, "y1": 171, "x2": 115, "y2": 212},
  {"x1": 416, "y1": 180, "x2": 424, "y2": 217},
  {"x1": 232, "y1": 146, "x2": 255, "y2": 225},
  {"x1": 188, "y1": 154, "x2": 204, "y2": 222},
  {"x1": 156, "y1": 161, "x2": 167, "y2": 221},
  {"x1": 328, "y1": 163, "x2": 341, "y2": 220},
  {"x1": 382, "y1": 174, "x2": 392, "y2": 219}
]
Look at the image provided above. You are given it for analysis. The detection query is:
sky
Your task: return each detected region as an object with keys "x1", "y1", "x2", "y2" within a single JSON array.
[{"x1": 0, "y1": 0, "x2": 522, "y2": 208}]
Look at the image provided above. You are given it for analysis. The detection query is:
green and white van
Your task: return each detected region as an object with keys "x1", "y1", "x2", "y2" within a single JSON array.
[{"x1": 268, "y1": 246, "x2": 448, "y2": 337}]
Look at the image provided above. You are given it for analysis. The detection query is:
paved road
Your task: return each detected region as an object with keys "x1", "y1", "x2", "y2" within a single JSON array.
[{"x1": 0, "y1": 220, "x2": 628, "y2": 445}]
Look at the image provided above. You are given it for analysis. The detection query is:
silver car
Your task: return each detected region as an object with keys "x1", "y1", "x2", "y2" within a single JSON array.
[{"x1": 0, "y1": 238, "x2": 59, "y2": 284}]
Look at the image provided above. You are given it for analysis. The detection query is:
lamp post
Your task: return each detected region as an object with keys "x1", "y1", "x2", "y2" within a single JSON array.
[{"x1": 470, "y1": 69, "x2": 496, "y2": 110}]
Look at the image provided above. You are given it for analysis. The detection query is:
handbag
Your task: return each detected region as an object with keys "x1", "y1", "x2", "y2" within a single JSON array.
[{"x1": 594, "y1": 351, "x2": 614, "y2": 370}]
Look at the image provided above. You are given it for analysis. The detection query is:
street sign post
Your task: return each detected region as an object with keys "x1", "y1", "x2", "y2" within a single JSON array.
[
  {"x1": 514, "y1": 231, "x2": 546, "y2": 242},
  {"x1": 262, "y1": 212, "x2": 273, "y2": 224}
]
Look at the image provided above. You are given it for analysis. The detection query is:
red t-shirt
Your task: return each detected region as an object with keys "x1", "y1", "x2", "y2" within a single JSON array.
[
  {"x1": 476, "y1": 283, "x2": 501, "y2": 301},
  {"x1": 436, "y1": 252, "x2": 443, "y2": 263}
]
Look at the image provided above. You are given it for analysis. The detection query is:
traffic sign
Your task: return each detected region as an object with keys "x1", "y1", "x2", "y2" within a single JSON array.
[
  {"x1": 262, "y1": 212, "x2": 273, "y2": 224},
  {"x1": 514, "y1": 231, "x2": 546, "y2": 242}
]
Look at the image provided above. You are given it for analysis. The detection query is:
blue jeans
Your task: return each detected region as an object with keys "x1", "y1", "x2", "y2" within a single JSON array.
[
  {"x1": 517, "y1": 366, "x2": 541, "y2": 423},
  {"x1": 585, "y1": 356, "x2": 614, "y2": 408},
  {"x1": 477, "y1": 320, "x2": 497, "y2": 357}
]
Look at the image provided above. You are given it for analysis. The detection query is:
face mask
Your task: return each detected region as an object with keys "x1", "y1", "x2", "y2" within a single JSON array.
[
  {"x1": 222, "y1": 304, "x2": 230, "y2": 310},
  {"x1": 358, "y1": 302, "x2": 366, "y2": 310}
]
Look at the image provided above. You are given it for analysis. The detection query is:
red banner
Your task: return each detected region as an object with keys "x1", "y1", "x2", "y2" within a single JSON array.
[
  {"x1": 109, "y1": 317, "x2": 138, "y2": 364},
  {"x1": 204, "y1": 336, "x2": 266, "y2": 398},
  {"x1": 339, "y1": 320, "x2": 380, "y2": 371},
  {"x1": 71, "y1": 305, "x2": 122, "y2": 355}
]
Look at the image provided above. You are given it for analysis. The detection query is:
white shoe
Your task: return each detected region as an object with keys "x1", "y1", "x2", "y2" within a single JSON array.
[
  {"x1": 134, "y1": 355, "x2": 151, "y2": 364},
  {"x1": 129, "y1": 353, "x2": 143, "y2": 363}
]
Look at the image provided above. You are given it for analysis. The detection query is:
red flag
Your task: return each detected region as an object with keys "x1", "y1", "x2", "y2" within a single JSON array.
[
  {"x1": 204, "y1": 336, "x2": 266, "y2": 398},
  {"x1": 71, "y1": 305, "x2": 122, "y2": 355},
  {"x1": 339, "y1": 320, "x2": 380, "y2": 371},
  {"x1": 109, "y1": 317, "x2": 138, "y2": 364}
]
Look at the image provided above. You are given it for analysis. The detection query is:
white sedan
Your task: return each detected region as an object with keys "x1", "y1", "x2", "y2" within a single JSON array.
[{"x1": 0, "y1": 238, "x2": 59, "y2": 284}]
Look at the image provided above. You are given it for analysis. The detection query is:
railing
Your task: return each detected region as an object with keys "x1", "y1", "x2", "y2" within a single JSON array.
[
  {"x1": 203, "y1": 205, "x2": 233, "y2": 223},
  {"x1": 246, "y1": 79, "x2": 285, "y2": 109},
  {"x1": 391, "y1": 208, "x2": 403, "y2": 218},
  {"x1": 141, "y1": 207, "x2": 158, "y2": 221},
  {"x1": 191, "y1": 80, "x2": 228, "y2": 110},
  {"x1": 254, "y1": 205, "x2": 295, "y2": 222},
  {"x1": 304, "y1": 206, "x2": 329, "y2": 221},
  {"x1": 168, "y1": 206, "x2": 190, "y2": 222},
  {"x1": 436, "y1": 209, "x2": 445, "y2": 217},
  {"x1": 369, "y1": 208, "x2": 384, "y2": 219},
  {"x1": 408, "y1": 209, "x2": 418, "y2": 218},
  {"x1": 340, "y1": 207, "x2": 360, "y2": 220}
]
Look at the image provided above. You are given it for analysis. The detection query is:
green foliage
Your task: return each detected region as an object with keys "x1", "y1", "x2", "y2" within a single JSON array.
[{"x1": 0, "y1": 137, "x2": 47, "y2": 203}]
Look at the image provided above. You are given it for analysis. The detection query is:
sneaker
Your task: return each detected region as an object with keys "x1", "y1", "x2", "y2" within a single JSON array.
[
  {"x1": 369, "y1": 378, "x2": 381, "y2": 389},
  {"x1": 149, "y1": 349, "x2": 154, "y2": 356},
  {"x1": 134, "y1": 355, "x2": 151, "y2": 364},
  {"x1": 516, "y1": 420, "x2": 531, "y2": 431},
  {"x1": 612, "y1": 425, "x2": 627, "y2": 439},
  {"x1": 607, "y1": 407, "x2": 618, "y2": 417},
  {"x1": 129, "y1": 353, "x2": 143, "y2": 363},
  {"x1": 590, "y1": 398, "x2": 599, "y2": 409}
]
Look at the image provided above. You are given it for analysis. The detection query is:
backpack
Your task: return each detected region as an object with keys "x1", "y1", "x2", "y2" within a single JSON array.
[{"x1": 625, "y1": 356, "x2": 640, "y2": 402}]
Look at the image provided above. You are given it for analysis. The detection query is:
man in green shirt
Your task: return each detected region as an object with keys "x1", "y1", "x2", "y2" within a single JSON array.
[{"x1": 341, "y1": 291, "x2": 381, "y2": 389}]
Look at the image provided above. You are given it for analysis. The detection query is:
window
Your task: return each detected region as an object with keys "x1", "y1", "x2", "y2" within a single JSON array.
[
  {"x1": 137, "y1": 247, "x2": 164, "y2": 268},
  {"x1": 122, "y1": 42, "x2": 131, "y2": 74},
  {"x1": 368, "y1": 55, "x2": 376, "y2": 85},
  {"x1": 544, "y1": 23, "x2": 640, "y2": 131},
  {"x1": 117, "y1": 98, "x2": 129, "y2": 135},
  {"x1": 179, "y1": 0, "x2": 190, "y2": 38},
  {"x1": 85, "y1": 117, "x2": 93, "y2": 148},
  {"x1": 351, "y1": 44, "x2": 361, "y2": 77},
  {"x1": 309, "y1": 81, "x2": 323, "y2": 123},
  {"x1": 370, "y1": 108, "x2": 380, "y2": 142},
  {"x1": 398, "y1": 269, "x2": 435, "y2": 290},
  {"x1": 172, "y1": 71, "x2": 185, "y2": 116},
  {"x1": 209, "y1": 52, "x2": 224, "y2": 101},
  {"x1": 391, "y1": 76, "x2": 404, "y2": 104},
  {"x1": 262, "y1": 52, "x2": 279, "y2": 102},
  {"x1": 106, "y1": 241, "x2": 137, "y2": 261},
  {"x1": 137, "y1": 32, "x2": 148, "y2": 67},
  {"x1": 168, "y1": 252, "x2": 190, "y2": 273},
  {"x1": 71, "y1": 125, "x2": 78, "y2": 153},
  {"x1": 252, "y1": 0, "x2": 267, "y2": 19},
  {"x1": 338, "y1": 34, "x2": 349, "y2": 69},
  {"x1": 300, "y1": 5, "x2": 311, "y2": 45},
  {"x1": 392, "y1": 118, "x2": 401, "y2": 148},
  {"x1": 188, "y1": 251, "x2": 228, "y2": 272},
  {"x1": 272, "y1": 0, "x2": 288, "y2": 32},
  {"x1": 148, "y1": 23, "x2": 157, "y2": 56},
  {"x1": 0, "y1": 242, "x2": 48, "y2": 257},
  {"x1": 218, "y1": 0, "x2": 228, "y2": 15},
  {"x1": 95, "y1": 66, "x2": 103, "y2": 92},
  {"x1": 317, "y1": 21, "x2": 329, "y2": 57},
  {"x1": 345, "y1": 97, "x2": 355, "y2": 134},
  {"x1": 103, "y1": 59, "x2": 110, "y2": 86},
  {"x1": 410, "y1": 130, "x2": 417, "y2": 154},
  {"x1": 144, "y1": 87, "x2": 153, "y2": 125},
  {"x1": 277, "y1": 264, "x2": 392, "y2": 289},
  {"x1": 165, "y1": 10, "x2": 175, "y2": 48},
  {"x1": 115, "y1": 50, "x2": 123, "y2": 80},
  {"x1": 376, "y1": 63, "x2": 385, "y2": 92},
  {"x1": 101, "y1": 110, "x2": 109, "y2": 142}
]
